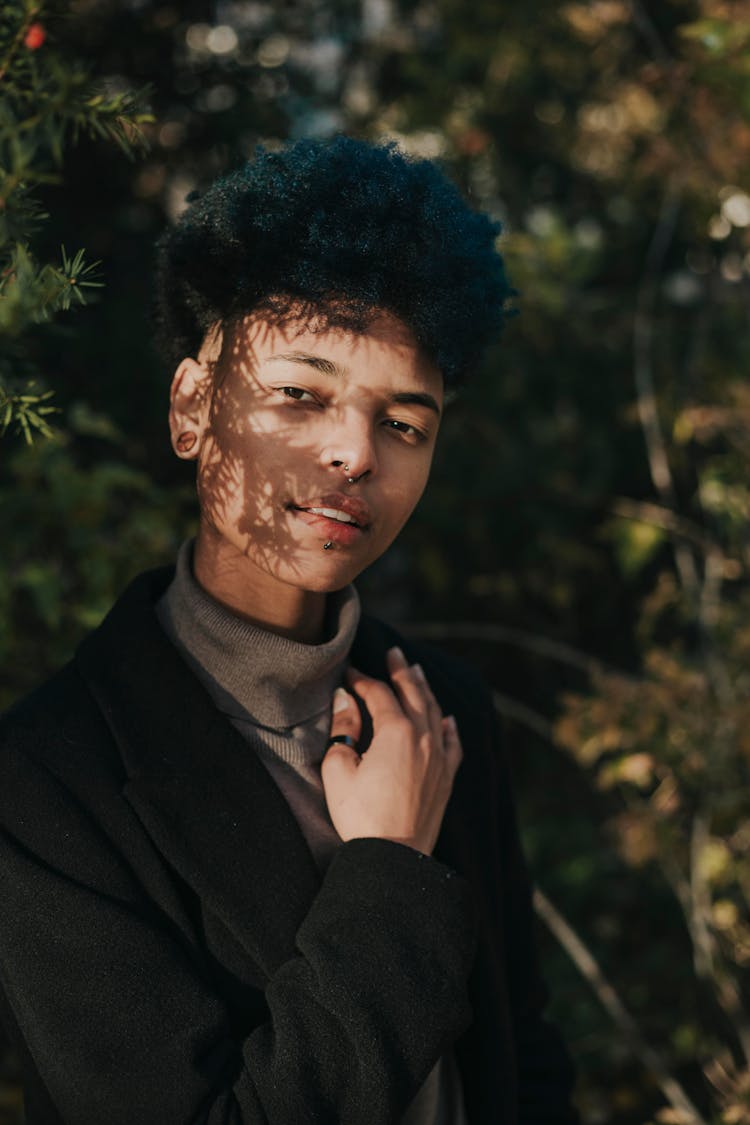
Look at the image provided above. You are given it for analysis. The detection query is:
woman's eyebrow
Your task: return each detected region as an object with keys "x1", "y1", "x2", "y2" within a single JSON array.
[
  {"x1": 390, "y1": 392, "x2": 441, "y2": 416},
  {"x1": 267, "y1": 352, "x2": 441, "y2": 416},
  {"x1": 267, "y1": 352, "x2": 342, "y2": 377}
]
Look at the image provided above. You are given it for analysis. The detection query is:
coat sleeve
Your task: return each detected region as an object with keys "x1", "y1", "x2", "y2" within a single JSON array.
[
  {"x1": 0, "y1": 741, "x2": 477, "y2": 1125},
  {"x1": 489, "y1": 709, "x2": 580, "y2": 1124}
]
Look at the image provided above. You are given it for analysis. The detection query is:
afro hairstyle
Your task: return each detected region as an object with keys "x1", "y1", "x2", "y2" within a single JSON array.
[{"x1": 154, "y1": 135, "x2": 514, "y2": 386}]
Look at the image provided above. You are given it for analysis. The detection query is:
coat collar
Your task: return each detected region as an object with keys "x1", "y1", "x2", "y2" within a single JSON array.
[{"x1": 75, "y1": 566, "x2": 394, "y2": 979}]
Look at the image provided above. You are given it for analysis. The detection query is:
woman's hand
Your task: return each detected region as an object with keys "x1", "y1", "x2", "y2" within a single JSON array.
[{"x1": 321, "y1": 646, "x2": 463, "y2": 855}]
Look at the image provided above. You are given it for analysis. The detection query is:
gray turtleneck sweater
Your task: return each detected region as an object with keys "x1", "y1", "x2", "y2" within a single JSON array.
[{"x1": 156, "y1": 541, "x2": 468, "y2": 1125}]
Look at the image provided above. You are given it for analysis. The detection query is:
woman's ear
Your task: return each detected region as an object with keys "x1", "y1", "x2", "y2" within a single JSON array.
[{"x1": 168, "y1": 357, "x2": 212, "y2": 460}]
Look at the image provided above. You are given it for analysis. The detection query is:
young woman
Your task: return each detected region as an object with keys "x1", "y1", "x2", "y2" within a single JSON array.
[{"x1": 0, "y1": 137, "x2": 578, "y2": 1124}]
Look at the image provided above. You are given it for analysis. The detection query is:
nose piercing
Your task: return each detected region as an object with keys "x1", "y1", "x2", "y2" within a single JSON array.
[{"x1": 333, "y1": 460, "x2": 359, "y2": 485}]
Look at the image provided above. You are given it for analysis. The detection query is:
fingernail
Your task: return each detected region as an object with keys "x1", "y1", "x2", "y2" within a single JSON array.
[
  {"x1": 445, "y1": 715, "x2": 457, "y2": 733},
  {"x1": 388, "y1": 646, "x2": 407, "y2": 667},
  {"x1": 412, "y1": 663, "x2": 426, "y2": 683},
  {"x1": 333, "y1": 687, "x2": 351, "y2": 713}
]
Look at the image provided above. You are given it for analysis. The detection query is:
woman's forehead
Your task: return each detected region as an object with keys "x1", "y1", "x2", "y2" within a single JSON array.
[{"x1": 221, "y1": 310, "x2": 444, "y2": 398}]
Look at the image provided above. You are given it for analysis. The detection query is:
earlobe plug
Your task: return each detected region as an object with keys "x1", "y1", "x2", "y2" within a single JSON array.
[{"x1": 176, "y1": 432, "x2": 197, "y2": 454}]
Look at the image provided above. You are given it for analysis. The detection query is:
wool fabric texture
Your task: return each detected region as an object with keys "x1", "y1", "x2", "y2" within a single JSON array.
[
  {"x1": 155, "y1": 541, "x2": 468, "y2": 1124},
  {"x1": 0, "y1": 565, "x2": 579, "y2": 1124},
  {"x1": 155, "y1": 540, "x2": 357, "y2": 875}
]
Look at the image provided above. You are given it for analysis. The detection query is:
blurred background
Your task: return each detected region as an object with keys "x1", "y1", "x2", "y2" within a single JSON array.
[{"x1": 2, "y1": 0, "x2": 750, "y2": 1122}]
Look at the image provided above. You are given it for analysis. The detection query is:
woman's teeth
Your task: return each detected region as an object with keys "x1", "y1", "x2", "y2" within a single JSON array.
[{"x1": 306, "y1": 507, "x2": 359, "y2": 525}]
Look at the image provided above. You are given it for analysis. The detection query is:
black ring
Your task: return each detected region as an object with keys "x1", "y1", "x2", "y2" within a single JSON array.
[{"x1": 326, "y1": 734, "x2": 359, "y2": 750}]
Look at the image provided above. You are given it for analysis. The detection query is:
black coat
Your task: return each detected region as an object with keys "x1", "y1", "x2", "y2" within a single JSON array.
[{"x1": 0, "y1": 566, "x2": 578, "y2": 1124}]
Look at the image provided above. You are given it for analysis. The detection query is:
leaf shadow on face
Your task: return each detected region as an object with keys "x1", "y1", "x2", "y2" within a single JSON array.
[
  {"x1": 191, "y1": 305, "x2": 438, "y2": 600},
  {"x1": 194, "y1": 315, "x2": 344, "y2": 591}
]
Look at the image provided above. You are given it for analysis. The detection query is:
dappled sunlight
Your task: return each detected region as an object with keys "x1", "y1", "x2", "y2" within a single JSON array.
[
  {"x1": 186, "y1": 310, "x2": 442, "y2": 635},
  {"x1": 6, "y1": 0, "x2": 750, "y2": 1119}
]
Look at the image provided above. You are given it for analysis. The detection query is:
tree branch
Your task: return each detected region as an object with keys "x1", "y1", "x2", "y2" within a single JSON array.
[
  {"x1": 534, "y1": 886, "x2": 708, "y2": 1124},
  {"x1": 633, "y1": 184, "x2": 701, "y2": 600},
  {"x1": 491, "y1": 690, "x2": 556, "y2": 742},
  {"x1": 690, "y1": 813, "x2": 750, "y2": 1066},
  {"x1": 402, "y1": 620, "x2": 631, "y2": 681},
  {"x1": 626, "y1": 0, "x2": 672, "y2": 63},
  {"x1": 610, "y1": 497, "x2": 724, "y2": 558},
  {"x1": 0, "y1": 4, "x2": 40, "y2": 84}
]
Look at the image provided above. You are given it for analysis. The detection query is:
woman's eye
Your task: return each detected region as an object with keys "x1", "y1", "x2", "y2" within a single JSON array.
[
  {"x1": 383, "y1": 419, "x2": 425, "y2": 442},
  {"x1": 281, "y1": 386, "x2": 315, "y2": 402}
]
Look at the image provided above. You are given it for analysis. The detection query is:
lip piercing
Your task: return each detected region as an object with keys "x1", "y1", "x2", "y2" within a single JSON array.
[{"x1": 323, "y1": 541, "x2": 333, "y2": 550}]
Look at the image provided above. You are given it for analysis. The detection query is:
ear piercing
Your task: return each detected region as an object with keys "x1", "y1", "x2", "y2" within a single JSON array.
[{"x1": 176, "y1": 431, "x2": 197, "y2": 453}]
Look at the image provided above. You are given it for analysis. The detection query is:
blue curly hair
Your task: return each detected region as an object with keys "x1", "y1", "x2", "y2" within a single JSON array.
[{"x1": 155, "y1": 136, "x2": 514, "y2": 386}]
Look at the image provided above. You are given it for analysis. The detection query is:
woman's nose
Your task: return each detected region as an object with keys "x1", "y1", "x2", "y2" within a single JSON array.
[{"x1": 319, "y1": 411, "x2": 378, "y2": 483}]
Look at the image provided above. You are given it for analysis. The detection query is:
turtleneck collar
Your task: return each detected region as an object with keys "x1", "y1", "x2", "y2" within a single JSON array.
[{"x1": 156, "y1": 540, "x2": 361, "y2": 730}]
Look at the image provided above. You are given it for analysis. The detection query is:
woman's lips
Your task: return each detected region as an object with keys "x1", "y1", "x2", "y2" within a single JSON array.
[
  {"x1": 288, "y1": 492, "x2": 372, "y2": 547},
  {"x1": 291, "y1": 507, "x2": 365, "y2": 545}
]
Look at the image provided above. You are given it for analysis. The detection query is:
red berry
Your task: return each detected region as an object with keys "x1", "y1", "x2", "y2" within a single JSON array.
[{"x1": 24, "y1": 23, "x2": 46, "y2": 49}]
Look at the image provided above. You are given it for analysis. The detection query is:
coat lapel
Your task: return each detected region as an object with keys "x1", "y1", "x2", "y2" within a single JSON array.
[
  {"x1": 75, "y1": 567, "x2": 321, "y2": 980},
  {"x1": 74, "y1": 567, "x2": 479, "y2": 984}
]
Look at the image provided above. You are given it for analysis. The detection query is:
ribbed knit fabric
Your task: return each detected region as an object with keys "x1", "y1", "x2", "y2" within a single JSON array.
[
  {"x1": 155, "y1": 540, "x2": 468, "y2": 1125},
  {"x1": 156, "y1": 540, "x2": 359, "y2": 875}
]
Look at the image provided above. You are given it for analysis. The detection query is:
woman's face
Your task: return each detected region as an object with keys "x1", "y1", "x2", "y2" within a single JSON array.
[{"x1": 181, "y1": 311, "x2": 443, "y2": 600}]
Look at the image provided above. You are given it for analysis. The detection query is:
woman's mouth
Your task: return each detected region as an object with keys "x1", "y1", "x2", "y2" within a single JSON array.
[
  {"x1": 288, "y1": 493, "x2": 371, "y2": 546},
  {"x1": 303, "y1": 506, "x2": 361, "y2": 525}
]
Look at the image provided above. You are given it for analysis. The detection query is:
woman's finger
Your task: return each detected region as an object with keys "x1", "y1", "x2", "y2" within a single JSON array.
[
  {"x1": 321, "y1": 688, "x2": 363, "y2": 790},
  {"x1": 345, "y1": 666, "x2": 404, "y2": 723},
  {"x1": 329, "y1": 686, "x2": 363, "y2": 743},
  {"x1": 386, "y1": 647, "x2": 443, "y2": 741},
  {"x1": 441, "y1": 714, "x2": 464, "y2": 767}
]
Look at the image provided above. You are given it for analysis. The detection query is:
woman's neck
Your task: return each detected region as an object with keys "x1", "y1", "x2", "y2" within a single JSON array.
[{"x1": 193, "y1": 526, "x2": 327, "y2": 644}]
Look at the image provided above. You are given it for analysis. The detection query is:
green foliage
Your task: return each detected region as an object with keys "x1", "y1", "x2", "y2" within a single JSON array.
[
  {"x1": 0, "y1": 378, "x2": 55, "y2": 441},
  {"x1": 2, "y1": 0, "x2": 750, "y2": 1122},
  {"x1": 0, "y1": 0, "x2": 152, "y2": 441},
  {"x1": 0, "y1": 243, "x2": 102, "y2": 334},
  {"x1": 362, "y1": 1, "x2": 750, "y2": 1119},
  {"x1": 0, "y1": 406, "x2": 195, "y2": 710},
  {"x1": 558, "y1": 373, "x2": 750, "y2": 1122}
]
